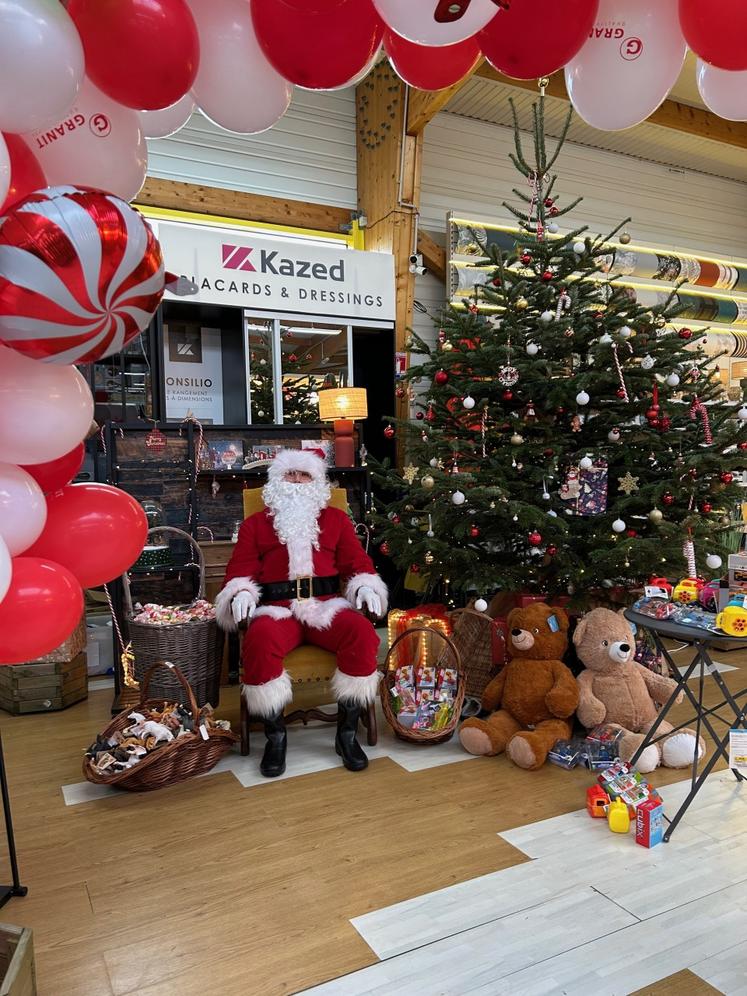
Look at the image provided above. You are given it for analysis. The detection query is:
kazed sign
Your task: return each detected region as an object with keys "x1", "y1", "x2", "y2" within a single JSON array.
[{"x1": 222, "y1": 244, "x2": 346, "y2": 281}]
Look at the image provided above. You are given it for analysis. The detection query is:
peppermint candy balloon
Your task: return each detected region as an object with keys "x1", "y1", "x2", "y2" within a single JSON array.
[{"x1": 0, "y1": 186, "x2": 164, "y2": 364}]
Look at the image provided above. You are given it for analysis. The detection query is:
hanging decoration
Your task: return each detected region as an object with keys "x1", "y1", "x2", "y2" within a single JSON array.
[
  {"x1": 689, "y1": 396, "x2": 713, "y2": 445},
  {"x1": 618, "y1": 472, "x2": 639, "y2": 496},
  {"x1": 683, "y1": 534, "x2": 697, "y2": 578}
]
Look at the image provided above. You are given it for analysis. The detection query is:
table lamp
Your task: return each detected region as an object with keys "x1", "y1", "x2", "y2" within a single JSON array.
[{"x1": 318, "y1": 387, "x2": 368, "y2": 467}]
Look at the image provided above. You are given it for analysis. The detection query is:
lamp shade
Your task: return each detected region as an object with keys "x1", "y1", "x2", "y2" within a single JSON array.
[{"x1": 318, "y1": 387, "x2": 368, "y2": 422}]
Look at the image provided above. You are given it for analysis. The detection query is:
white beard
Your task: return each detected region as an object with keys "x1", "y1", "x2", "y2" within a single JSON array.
[{"x1": 262, "y1": 477, "x2": 331, "y2": 577}]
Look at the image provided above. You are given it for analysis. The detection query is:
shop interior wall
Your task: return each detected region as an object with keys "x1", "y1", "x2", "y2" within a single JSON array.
[{"x1": 411, "y1": 109, "x2": 747, "y2": 350}]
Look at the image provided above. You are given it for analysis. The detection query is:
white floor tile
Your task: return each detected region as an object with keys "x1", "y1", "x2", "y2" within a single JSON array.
[
  {"x1": 678, "y1": 660, "x2": 738, "y2": 677},
  {"x1": 693, "y1": 938, "x2": 747, "y2": 994},
  {"x1": 61, "y1": 781, "x2": 117, "y2": 805}
]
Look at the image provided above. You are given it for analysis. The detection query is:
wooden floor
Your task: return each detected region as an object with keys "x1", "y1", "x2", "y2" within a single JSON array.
[{"x1": 0, "y1": 644, "x2": 744, "y2": 996}]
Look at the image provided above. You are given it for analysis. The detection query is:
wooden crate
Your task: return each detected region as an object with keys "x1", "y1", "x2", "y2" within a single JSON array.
[
  {"x1": 0, "y1": 654, "x2": 88, "y2": 715},
  {"x1": 198, "y1": 540, "x2": 236, "y2": 604},
  {"x1": 0, "y1": 924, "x2": 35, "y2": 996}
]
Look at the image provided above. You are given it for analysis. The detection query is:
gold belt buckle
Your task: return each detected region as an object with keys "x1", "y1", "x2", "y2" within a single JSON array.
[{"x1": 295, "y1": 576, "x2": 313, "y2": 600}]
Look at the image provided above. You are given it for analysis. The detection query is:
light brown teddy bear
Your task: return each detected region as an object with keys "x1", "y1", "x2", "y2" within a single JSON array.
[
  {"x1": 459, "y1": 602, "x2": 579, "y2": 770},
  {"x1": 573, "y1": 607, "x2": 704, "y2": 773}
]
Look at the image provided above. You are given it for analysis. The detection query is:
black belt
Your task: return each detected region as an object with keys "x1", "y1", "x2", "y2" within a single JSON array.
[{"x1": 260, "y1": 575, "x2": 340, "y2": 603}]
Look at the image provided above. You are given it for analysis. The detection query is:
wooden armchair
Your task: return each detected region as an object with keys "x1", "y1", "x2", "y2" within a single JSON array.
[{"x1": 238, "y1": 487, "x2": 378, "y2": 756}]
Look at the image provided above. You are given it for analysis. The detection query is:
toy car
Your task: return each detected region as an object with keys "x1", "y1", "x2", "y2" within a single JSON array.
[
  {"x1": 716, "y1": 598, "x2": 747, "y2": 636},
  {"x1": 699, "y1": 579, "x2": 721, "y2": 612},
  {"x1": 673, "y1": 577, "x2": 705, "y2": 604},
  {"x1": 586, "y1": 784, "x2": 610, "y2": 818},
  {"x1": 648, "y1": 576, "x2": 673, "y2": 597}
]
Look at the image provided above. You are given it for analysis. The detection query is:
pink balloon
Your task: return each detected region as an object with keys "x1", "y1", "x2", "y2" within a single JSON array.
[
  {"x1": 0, "y1": 346, "x2": 93, "y2": 465},
  {"x1": 0, "y1": 463, "x2": 47, "y2": 557},
  {"x1": 139, "y1": 95, "x2": 196, "y2": 139},
  {"x1": 479, "y1": 0, "x2": 599, "y2": 80},
  {"x1": 23, "y1": 77, "x2": 148, "y2": 203},
  {"x1": 188, "y1": 0, "x2": 292, "y2": 134},
  {"x1": 251, "y1": 0, "x2": 384, "y2": 90},
  {"x1": 385, "y1": 31, "x2": 480, "y2": 90},
  {"x1": 565, "y1": 0, "x2": 686, "y2": 131},
  {"x1": 0, "y1": 537, "x2": 9, "y2": 605},
  {"x1": 679, "y1": 0, "x2": 747, "y2": 72},
  {"x1": 696, "y1": 59, "x2": 747, "y2": 121},
  {"x1": 373, "y1": 0, "x2": 498, "y2": 46}
]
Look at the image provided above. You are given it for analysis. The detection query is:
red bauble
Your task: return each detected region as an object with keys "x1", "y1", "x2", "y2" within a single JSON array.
[
  {"x1": 678, "y1": 328, "x2": 693, "y2": 340},
  {"x1": 383, "y1": 425, "x2": 395, "y2": 439},
  {"x1": 721, "y1": 472, "x2": 734, "y2": 484},
  {"x1": 687, "y1": 468, "x2": 698, "y2": 479},
  {"x1": 658, "y1": 416, "x2": 671, "y2": 432},
  {"x1": 544, "y1": 448, "x2": 554, "y2": 458},
  {"x1": 546, "y1": 544, "x2": 558, "y2": 557},
  {"x1": 626, "y1": 529, "x2": 637, "y2": 538},
  {"x1": 544, "y1": 197, "x2": 554, "y2": 208},
  {"x1": 395, "y1": 386, "x2": 405, "y2": 399},
  {"x1": 700, "y1": 501, "x2": 713, "y2": 514},
  {"x1": 425, "y1": 408, "x2": 436, "y2": 423},
  {"x1": 662, "y1": 492, "x2": 675, "y2": 506},
  {"x1": 556, "y1": 406, "x2": 567, "y2": 415},
  {"x1": 416, "y1": 412, "x2": 424, "y2": 420},
  {"x1": 549, "y1": 206, "x2": 559, "y2": 218},
  {"x1": 391, "y1": 514, "x2": 400, "y2": 524},
  {"x1": 541, "y1": 270, "x2": 554, "y2": 282},
  {"x1": 740, "y1": 442, "x2": 747, "y2": 451},
  {"x1": 528, "y1": 531, "x2": 543, "y2": 546},
  {"x1": 520, "y1": 251, "x2": 532, "y2": 265},
  {"x1": 288, "y1": 353, "x2": 298, "y2": 362},
  {"x1": 492, "y1": 277, "x2": 501, "y2": 287},
  {"x1": 410, "y1": 563, "x2": 420, "y2": 574},
  {"x1": 468, "y1": 304, "x2": 479, "y2": 315},
  {"x1": 646, "y1": 407, "x2": 659, "y2": 421},
  {"x1": 502, "y1": 389, "x2": 514, "y2": 402},
  {"x1": 616, "y1": 388, "x2": 627, "y2": 399},
  {"x1": 469, "y1": 526, "x2": 480, "y2": 538},
  {"x1": 434, "y1": 370, "x2": 449, "y2": 385},
  {"x1": 380, "y1": 541, "x2": 390, "y2": 556}
]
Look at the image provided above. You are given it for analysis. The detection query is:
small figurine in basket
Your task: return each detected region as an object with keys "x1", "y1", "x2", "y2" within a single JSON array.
[
  {"x1": 215, "y1": 448, "x2": 388, "y2": 778},
  {"x1": 458, "y1": 603, "x2": 579, "y2": 770}
]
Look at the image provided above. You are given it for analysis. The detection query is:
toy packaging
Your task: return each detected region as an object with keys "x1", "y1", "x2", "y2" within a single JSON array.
[
  {"x1": 548, "y1": 739, "x2": 584, "y2": 770},
  {"x1": 631, "y1": 597, "x2": 677, "y2": 620},
  {"x1": 586, "y1": 785, "x2": 610, "y2": 818},
  {"x1": 392, "y1": 662, "x2": 456, "y2": 732},
  {"x1": 636, "y1": 797, "x2": 665, "y2": 848}
]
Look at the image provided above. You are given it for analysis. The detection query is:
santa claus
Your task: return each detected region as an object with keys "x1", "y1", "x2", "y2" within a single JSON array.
[{"x1": 215, "y1": 448, "x2": 388, "y2": 777}]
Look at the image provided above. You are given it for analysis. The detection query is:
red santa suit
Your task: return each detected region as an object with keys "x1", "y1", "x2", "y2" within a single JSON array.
[{"x1": 215, "y1": 448, "x2": 388, "y2": 720}]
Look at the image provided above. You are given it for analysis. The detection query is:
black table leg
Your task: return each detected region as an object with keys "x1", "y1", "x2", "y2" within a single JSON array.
[{"x1": 0, "y1": 730, "x2": 27, "y2": 907}]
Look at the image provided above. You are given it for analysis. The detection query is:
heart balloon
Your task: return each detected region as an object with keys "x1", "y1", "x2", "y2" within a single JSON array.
[
  {"x1": 189, "y1": 0, "x2": 292, "y2": 134},
  {"x1": 24, "y1": 483, "x2": 148, "y2": 588},
  {"x1": 479, "y1": 0, "x2": 599, "y2": 80},
  {"x1": 0, "y1": 346, "x2": 93, "y2": 465},
  {"x1": 24, "y1": 77, "x2": 148, "y2": 203},
  {"x1": 251, "y1": 0, "x2": 384, "y2": 89},
  {"x1": 679, "y1": 0, "x2": 747, "y2": 72},
  {"x1": 384, "y1": 31, "x2": 480, "y2": 90},
  {"x1": 696, "y1": 59, "x2": 747, "y2": 120},
  {"x1": 0, "y1": 537, "x2": 10, "y2": 605},
  {"x1": 565, "y1": 0, "x2": 686, "y2": 131},
  {"x1": 0, "y1": 187, "x2": 165, "y2": 364},
  {"x1": 0, "y1": 0, "x2": 84, "y2": 134},
  {"x1": 0, "y1": 135, "x2": 46, "y2": 216},
  {"x1": 0, "y1": 463, "x2": 47, "y2": 557},
  {"x1": 0, "y1": 556, "x2": 83, "y2": 664},
  {"x1": 67, "y1": 0, "x2": 200, "y2": 111},
  {"x1": 139, "y1": 95, "x2": 196, "y2": 139},
  {"x1": 20, "y1": 442, "x2": 85, "y2": 494},
  {"x1": 373, "y1": 0, "x2": 499, "y2": 46}
]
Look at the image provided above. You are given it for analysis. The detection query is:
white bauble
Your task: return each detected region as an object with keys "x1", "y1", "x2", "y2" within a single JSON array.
[
  {"x1": 547, "y1": 222, "x2": 559, "y2": 234},
  {"x1": 429, "y1": 457, "x2": 439, "y2": 468},
  {"x1": 526, "y1": 342, "x2": 540, "y2": 356},
  {"x1": 474, "y1": 598, "x2": 488, "y2": 613},
  {"x1": 576, "y1": 391, "x2": 590, "y2": 406},
  {"x1": 579, "y1": 455, "x2": 593, "y2": 470},
  {"x1": 641, "y1": 355, "x2": 655, "y2": 370},
  {"x1": 706, "y1": 554, "x2": 723, "y2": 570},
  {"x1": 608, "y1": 429, "x2": 621, "y2": 443},
  {"x1": 599, "y1": 333, "x2": 613, "y2": 345},
  {"x1": 462, "y1": 395, "x2": 476, "y2": 410},
  {"x1": 619, "y1": 326, "x2": 633, "y2": 339},
  {"x1": 738, "y1": 407, "x2": 747, "y2": 421},
  {"x1": 451, "y1": 490, "x2": 466, "y2": 505},
  {"x1": 666, "y1": 373, "x2": 680, "y2": 387},
  {"x1": 540, "y1": 310, "x2": 555, "y2": 324},
  {"x1": 547, "y1": 509, "x2": 558, "y2": 518},
  {"x1": 510, "y1": 433, "x2": 524, "y2": 445},
  {"x1": 573, "y1": 241, "x2": 586, "y2": 255},
  {"x1": 612, "y1": 519, "x2": 626, "y2": 533},
  {"x1": 649, "y1": 508, "x2": 663, "y2": 525}
]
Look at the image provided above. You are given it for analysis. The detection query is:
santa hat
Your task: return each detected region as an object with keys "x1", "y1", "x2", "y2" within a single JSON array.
[{"x1": 267, "y1": 447, "x2": 328, "y2": 483}]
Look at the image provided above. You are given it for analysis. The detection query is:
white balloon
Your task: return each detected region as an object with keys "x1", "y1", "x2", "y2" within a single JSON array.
[
  {"x1": 565, "y1": 0, "x2": 687, "y2": 130},
  {"x1": 24, "y1": 77, "x2": 147, "y2": 202},
  {"x1": 372, "y1": 0, "x2": 499, "y2": 46},
  {"x1": 0, "y1": 135, "x2": 9, "y2": 209},
  {"x1": 188, "y1": 0, "x2": 292, "y2": 135},
  {"x1": 0, "y1": 463, "x2": 46, "y2": 556},
  {"x1": 0, "y1": 535, "x2": 9, "y2": 604},
  {"x1": 0, "y1": 0, "x2": 84, "y2": 134},
  {"x1": 697, "y1": 59, "x2": 747, "y2": 121},
  {"x1": 474, "y1": 598, "x2": 488, "y2": 612},
  {"x1": 139, "y1": 94, "x2": 196, "y2": 139}
]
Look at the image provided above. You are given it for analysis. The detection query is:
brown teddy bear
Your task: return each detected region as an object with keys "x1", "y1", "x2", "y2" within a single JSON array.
[
  {"x1": 459, "y1": 602, "x2": 579, "y2": 770},
  {"x1": 573, "y1": 607, "x2": 704, "y2": 773}
]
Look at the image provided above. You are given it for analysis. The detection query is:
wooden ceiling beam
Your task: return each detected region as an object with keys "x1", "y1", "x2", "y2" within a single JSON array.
[
  {"x1": 474, "y1": 64, "x2": 747, "y2": 150},
  {"x1": 417, "y1": 229, "x2": 446, "y2": 283},
  {"x1": 406, "y1": 65, "x2": 484, "y2": 135}
]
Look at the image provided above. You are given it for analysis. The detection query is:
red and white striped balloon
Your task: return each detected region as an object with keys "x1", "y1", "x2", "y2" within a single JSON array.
[{"x1": 0, "y1": 186, "x2": 165, "y2": 364}]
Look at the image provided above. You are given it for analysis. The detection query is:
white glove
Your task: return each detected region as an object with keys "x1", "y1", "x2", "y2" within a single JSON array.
[
  {"x1": 356, "y1": 586, "x2": 382, "y2": 618},
  {"x1": 231, "y1": 591, "x2": 256, "y2": 626}
]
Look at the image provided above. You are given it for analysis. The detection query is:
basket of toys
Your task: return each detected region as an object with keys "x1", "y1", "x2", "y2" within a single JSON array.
[
  {"x1": 83, "y1": 661, "x2": 238, "y2": 792},
  {"x1": 380, "y1": 626, "x2": 465, "y2": 744},
  {"x1": 123, "y1": 526, "x2": 223, "y2": 708}
]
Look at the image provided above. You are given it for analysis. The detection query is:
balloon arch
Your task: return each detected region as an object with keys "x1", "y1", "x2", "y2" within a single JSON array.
[{"x1": 0, "y1": 0, "x2": 745, "y2": 659}]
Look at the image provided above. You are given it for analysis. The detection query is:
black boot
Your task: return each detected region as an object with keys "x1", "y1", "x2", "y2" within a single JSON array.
[
  {"x1": 260, "y1": 710, "x2": 287, "y2": 778},
  {"x1": 335, "y1": 700, "x2": 368, "y2": 772}
]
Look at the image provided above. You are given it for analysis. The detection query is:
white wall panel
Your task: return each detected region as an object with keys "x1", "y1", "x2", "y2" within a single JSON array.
[{"x1": 146, "y1": 89, "x2": 357, "y2": 210}]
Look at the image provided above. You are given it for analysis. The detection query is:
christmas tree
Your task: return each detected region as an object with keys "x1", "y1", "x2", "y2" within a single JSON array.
[{"x1": 372, "y1": 97, "x2": 746, "y2": 605}]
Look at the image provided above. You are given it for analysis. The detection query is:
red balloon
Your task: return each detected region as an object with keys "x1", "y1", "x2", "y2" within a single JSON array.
[
  {"x1": 20, "y1": 443, "x2": 85, "y2": 494},
  {"x1": 678, "y1": 0, "x2": 747, "y2": 71},
  {"x1": 0, "y1": 557, "x2": 83, "y2": 664},
  {"x1": 0, "y1": 135, "x2": 46, "y2": 216},
  {"x1": 251, "y1": 0, "x2": 384, "y2": 89},
  {"x1": 385, "y1": 30, "x2": 480, "y2": 90},
  {"x1": 479, "y1": 0, "x2": 599, "y2": 80},
  {"x1": 67, "y1": 0, "x2": 200, "y2": 110},
  {"x1": 25, "y1": 483, "x2": 147, "y2": 587}
]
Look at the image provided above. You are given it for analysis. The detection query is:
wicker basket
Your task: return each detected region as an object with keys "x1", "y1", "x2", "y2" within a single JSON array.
[
  {"x1": 380, "y1": 627, "x2": 465, "y2": 745},
  {"x1": 83, "y1": 661, "x2": 238, "y2": 792},
  {"x1": 449, "y1": 606, "x2": 506, "y2": 700},
  {"x1": 123, "y1": 526, "x2": 223, "y2": 708}
]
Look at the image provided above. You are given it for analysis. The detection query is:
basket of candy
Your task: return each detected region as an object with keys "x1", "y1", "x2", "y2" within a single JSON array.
[
  {"x1": 123, "y1": 527, "x2": 223, "y2": 708},
  {"x1": 83, "y1": 661, "x2": 238, "y2": 792},
  {"x1": 380, "y1": 626, "x2": 465, "y2": 744}
]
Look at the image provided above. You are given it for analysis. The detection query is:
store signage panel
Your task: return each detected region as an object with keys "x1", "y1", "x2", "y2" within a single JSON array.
[
  {"x1": 158, "y1": 221, "x2": 396, "y2": 322},
  {"x1": 163, "y1": 324, "x2": 224, "y2": 424}
]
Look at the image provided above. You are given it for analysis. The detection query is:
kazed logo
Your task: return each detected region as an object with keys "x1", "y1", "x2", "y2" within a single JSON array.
[
  {"x1": 220, "y1": 243, "x2": 346, "y2": 282},
  {"x1": 168, "y1": 324, "x2": 202, "y2": 364}
]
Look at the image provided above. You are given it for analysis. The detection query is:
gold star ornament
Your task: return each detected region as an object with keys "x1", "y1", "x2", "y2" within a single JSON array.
[
  {"x1": 402, "y1": 464, "x2": 419, "y2": 485},
  {"x1": 618, "y1": 472, "x2": 640, "y2": 496}
]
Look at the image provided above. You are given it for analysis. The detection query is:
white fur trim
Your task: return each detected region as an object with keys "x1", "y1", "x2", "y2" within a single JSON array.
[
  {"x1": 215, "y1": 577, "x2": 261, "y2": 631},
  {"x1": 242, "y1": 671, "x2": 293, "y2": 719},
  {"x1": 253, "y1": 604, "x2": 293, "y2": 621},
  {"x1": 331, "y1": 668, "x2": 380, "y2": 707},
  {"x1": 662, "y1": 732, "x2": 704, "y2": 769},
  {"x1": 291, "y1": 596, "x2": 349, "y2": 630},
  {"x1": 344, "y1": 572, "x2": 388, "y2": 615},
  {"x1": 268, "y1": 447, "x2": 327, "y2": 483}
]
